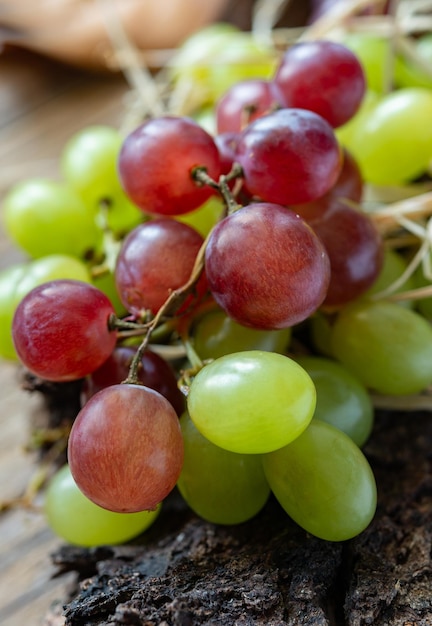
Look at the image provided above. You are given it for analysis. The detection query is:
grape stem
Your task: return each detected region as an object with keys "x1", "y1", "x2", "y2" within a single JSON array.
[
  {"x1": 192, "y1": 163, "x2": 244, "y2": 215},
  {"x1": 122, "y1": 230, "x2": 210, "y2": 385}
]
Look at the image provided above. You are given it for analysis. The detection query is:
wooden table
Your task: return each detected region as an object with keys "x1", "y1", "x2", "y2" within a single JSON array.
[{"x1": 0, "y1": 47, "x2": 132, "y2": 626}]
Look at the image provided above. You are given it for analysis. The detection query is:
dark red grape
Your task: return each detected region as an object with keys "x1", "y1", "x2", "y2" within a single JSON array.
[
  {"x1": 12, "y1": 280, "x2": 117, "y2": 382},
  {"x1": 68, "y1": 383, "x2": 184, "y2": 513},
  {"x1": 274, "y1": 40, "x2": 366, "y2": 128},
  {"x1": 294, "y1": 147, "x2": 364, "y2": 214},
  {"x1": 115, "y1": 219, "x2": 207, "y2": 316},
  {"x1": 235, "y1": 108, "x2": 342, "y2": 205},
  {"x1": 205, "y1": 202, "x2": 330, "y2": 330},
  {"x1": 296, "y1": 201, "x2": 384, "y2": 308},
  {"x1": 216, "y1": 79, "x2": 282, "y2": 134},
  {"x1": 82, "y1": 345, "x2": 185, "y2": 416},
  {"x1": 118, "y1": 116, "x2": 222, "y2": 216}
]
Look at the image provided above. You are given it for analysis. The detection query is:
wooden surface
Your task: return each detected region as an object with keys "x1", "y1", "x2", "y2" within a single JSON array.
[{"x1": 0, "y1": 47, "x2": 132, "y2": 626}]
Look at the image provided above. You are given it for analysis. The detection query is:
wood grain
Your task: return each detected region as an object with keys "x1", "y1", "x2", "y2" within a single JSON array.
[{"x1": 0, "y1": 47, "x2": 131, "y2": 626}]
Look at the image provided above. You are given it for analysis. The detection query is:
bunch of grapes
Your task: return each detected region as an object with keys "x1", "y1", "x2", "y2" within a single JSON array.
[{"x1": 3, "y1": 35, "x2": 432, "y2": 549}]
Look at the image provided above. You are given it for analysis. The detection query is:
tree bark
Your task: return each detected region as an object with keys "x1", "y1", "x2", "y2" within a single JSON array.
[{"x1": 49, "y1": 409, "x2": 432, "y2": 626}]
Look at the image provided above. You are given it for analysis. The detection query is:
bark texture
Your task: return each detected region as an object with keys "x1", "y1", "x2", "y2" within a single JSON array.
[{"x1": 49, "y1": 410, "x2": 432, "y2": 626}]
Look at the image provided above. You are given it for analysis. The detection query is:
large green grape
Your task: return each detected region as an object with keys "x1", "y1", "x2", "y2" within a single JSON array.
[
  {"x1": 346, "y1": 88, "x2": 432, "y2": 185},
  {"x1": 331, "y1": 299, "x2": 432, "y2": 395},
  {"x1": 192, "y1": 309, "x2": 291, "y2": 360},
  {"x1": 45, "y1": 464, "x2": 160, "y2": 546},
  {"x1": 263, "y1": 420, "x2": 377, "y2": 541},
  {"x1": 187, "y1": 350, "x2": 316, "y2": 454},
  {"x1": 177, "y1": 412, "x2": 270, "y2": 524},
  {"x1": 61, "y1": 125, "x2": 144, "y2": 236},
  {"x1": 169, "y1": 23, "x2": 277, "y2": 104},
  {"x1": 294, "y1": 356, "x2": 374, "y2": 447},
  {"x1": 3, "y1": 179, "x2": 102, "y2": 259}
]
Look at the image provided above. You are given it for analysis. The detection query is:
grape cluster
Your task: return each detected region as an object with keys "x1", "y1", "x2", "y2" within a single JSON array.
[{"x1": 3, "y1": 34, "x2": 432, "y2": 548}]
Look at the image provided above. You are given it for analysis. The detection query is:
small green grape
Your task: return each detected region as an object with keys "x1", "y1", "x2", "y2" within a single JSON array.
[
  {"x1": 3, "y1": 179, "x2": 102, "y2": 259},
  {"x1": 192, "y1": 309, "x2": 291, "y2": 360},
  {"x1": 187, "y1": 350, "x2": 316, "y2": 454},
  {"x1": 45, "y1": 464, "x2": 161, "y2": 547},
  {"x1": 294, "y1": 356, "x2": 374, "y2": 447},
  {"x1": 177, "y1": 412, "x2": 270, "y2": 524},
  {"x1": 176, "y1": 195, "x2": 225, "y2": 237},
  {"x1": 263, "y1": 420, "x2": 377, "y2": 542},
  {"x1": 331, "y1": 299, "x2": 432, "y2": 395}
]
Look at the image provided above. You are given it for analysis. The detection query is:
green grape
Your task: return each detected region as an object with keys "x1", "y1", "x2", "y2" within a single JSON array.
[
  {"x1": 412, "y1": 253, "x2": 432, "y2": 320},
  {"x1": 342, "y1": 33, "x2": 394, "y2": 93},
  {"x1": 0, "y1": 255, "x2": 92, "y2": 360},
  {"x1": 45, "y1": 464, "x2": 161, "y2": 547},
  {"x1": 192, "y1": 105, "x2": 217, "y2": 135},
  {"x1": 262, "y1": 420, "x2": 377, "y2": 542},
  {"x1": 61, "y1": 125, "x2": 122, "y2": 207},
  {"x1": 175, "y1": 195, "x2": 225, "y2": 237},
  {"x1": 192, "y1": 309, "x2": 291, "y2": 360},
  {"x1": 331, "y1": 299, "x2": 432, "y2": 395},
  {"x1": 362, "y1": 247, "x2": 415, "y2": 307},
  {"x1": 169, "y1": 23, "x2": 277, "y2": 103},
  {"x1": 92, "y1": 268, "x2": 127, "y2": 317},
  {"x1": 394, "y1": 34, "x2": 432, "y2": 90},
  {"x1": 0, "y1": 264, "x2": 26, "y2": 359},
  {"x1": 61, "y1": 125, "x2": 144, "y2": 235},
  {"x1": 177, "y1": 412, "x2": 270, "y2": 524},
  {"x1": 3, "y1": 179, "x2": 102, "y2": 259},
  {"x1": 336, "y1": 90, "x2": 380, "y2": 150},
  {"x1": 347, "y1": 88, "x2": 432, "y2": 186},
  {"x1": 14, "y1": 254, "x2": 92, "y2": 301},
  {"x1": 187, "y1": 350, "x2": 316, "y2": 454},
  {"x1": 308, "y1": 312, "x2": 334, "y2": 358},
  {"x1": 294, "y1": 356, "x2": 374, "y2": 447}
]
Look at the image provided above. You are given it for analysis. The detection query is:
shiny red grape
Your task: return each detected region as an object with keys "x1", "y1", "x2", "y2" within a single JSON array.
[
  {"x1": 205, "y1": 202, "x2": 330, "y2": 329},
  {"x1": 274, "y1": 40, "x2": 366, "y2": 128},
  {"x1": 115, "y1": 219, "x2": 207, "y2": 316},
  {"x1": 82, "y1": 345, "x2": 185, "y2": 416},
  {"x1": 216, "y1": 79, "x2": 282, "y2": 133},
  {"x1": 68, "y1": 383, "x2": 184, "y2": 513},
  {"x1": 235, "y1": 108, "x2": 342, "y2": 205},
  {"x1": 12, "y1": 279, "x2": 117, "y2": 382},
  {"x1": 214, "y1": 132, "x2": 240, "y2": 175},
  {"x1": 118, "y1": 116, "x2": 222, "y2": 216}
]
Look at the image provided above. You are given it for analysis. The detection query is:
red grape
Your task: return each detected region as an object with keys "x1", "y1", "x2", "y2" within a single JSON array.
[
  {"x1": 115, "y1": 219, "x2": 207, "y2": 316},
  {"x1": 82, "y1": 345, "x2": 185, "y2": 416},
  {"x1": 294, "y1": 147, "x2": 364, "y2": 214},
  {"x1": 205, "y1": 202, "x2": 330, "y2": 330},
  {"x1": 214, "y1": 132, "x2": 240, "y2": 175},
  {"x1": 274, "y1": 40, "x2": 366, "y2": 128},
  {"x1": 235, "y1": 108, "x2": 342, "y2": 205},
  {"x1": 12, "y1": 279, "x2": 117, "y2": 382},
  {"x1": 295, "y1": 201, "x2": 384, "y2": 308},
  {"x1": 216, "y1": 79, "x2": 282, "y2": 134},
  {"x1": 118, "y1": 116, "x2": 222, "y2": 216},
  {"x1": 68, "y1": 383, "x2": 184, "y2": 513}
]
